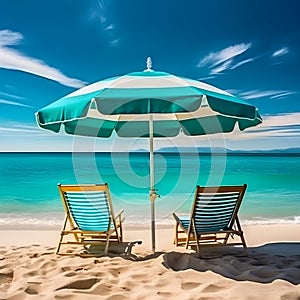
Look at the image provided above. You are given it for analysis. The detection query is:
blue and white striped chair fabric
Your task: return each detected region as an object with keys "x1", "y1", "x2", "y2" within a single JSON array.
[
  {"x1": 57, "y1": 183, "x2": 124, "y2": 255},
  {"x1": 64, "y1": 190, "x2": 111, "y2": 232},
  {"x1": 192, "y1": 189, "x2": 241, "y2": 233},
  {"x1": 173, "y1": 184, "x2": 247, "y2": 256}
]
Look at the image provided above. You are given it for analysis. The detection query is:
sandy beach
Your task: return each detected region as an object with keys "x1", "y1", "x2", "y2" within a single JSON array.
[{"x1": 0, "y1": 224, "x2": 300, "y2": 299}]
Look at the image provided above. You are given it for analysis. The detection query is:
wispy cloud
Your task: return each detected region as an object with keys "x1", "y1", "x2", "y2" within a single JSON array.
[
  {"x1": 0, "y1": 30, "x2": 86, "y2": 88},
  {"x1": 272, "y1": 47, "x2": 289, "y2": 57},
  {"x1": 2, "y1": 113, "x2": 300, "y2": 152},
  {"x1": 97, "y1": 0, "x2": 105, "y2": 9},
  {"x1": 164, "y1": 112, "x2": 300, "y2": 151},
  {"x1": 204, "y1": 112, "x2": 300, "y2": 150},
  {"x1": 0, "y1": 99, "x2": 33, "y2": 108},
  {"x1": 0, "y1": 30, "x2": 22, "y2": 47},
  {"x1": 240, "y1": 89, "x2": 296, "y2": 100},
  {"x1": 210, "y1": 59, "x2": 233, "y2": 75},
  {"x1": 253, "y1": 112, "x2": 300, "y2": 129},
  {"x1": 270, "y1": 91, "x2": 296, "y2": 99},
  {"x1": 197, "y1": 76, "x2": 215, "y2": 81},
  {"x1": 90, "y1": 1, "x2": 120, "y2": 47},
  {"x1": 230, "y1": 57, "x2": 255, "y2": 70},
  {"x1": 104, "y1": 24, "x2": 114, "y2": 31},
  {"x1": 0, "y1": 123, "x2": 43, "y2": 134},
  {"x1": 199, "y1": 43, "x2": 252, "y2": 66},
  {"x1": 0, "y1": 91, "x2": 25, "y2": 100},
  {"x1": 233, "y1": 113, "x2": 300, "y2": 139},
  {"x1": 225, "y1": 89, "x2": 240, "y2": 95},
  {"x1": 109, "y1": 39, "x2": 120, "y2": 46}
]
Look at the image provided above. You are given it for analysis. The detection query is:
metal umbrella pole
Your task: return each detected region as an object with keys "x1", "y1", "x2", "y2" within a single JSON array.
[{"x1": 149, "y1": 113, "x2": 157, "y2": 252}]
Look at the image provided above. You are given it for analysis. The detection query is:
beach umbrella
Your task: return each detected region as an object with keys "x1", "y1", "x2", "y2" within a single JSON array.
[{"x1": 36, "y1": 57, "x2": 262, "y2": 252}]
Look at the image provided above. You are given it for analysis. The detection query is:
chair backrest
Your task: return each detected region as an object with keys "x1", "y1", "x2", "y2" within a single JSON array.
[
  {"x1": 191, "y1": 184, "x2": 247, "y2": 234},
  {"x1": 58, "y1": 184, "x2": 115, "y2": 232}
]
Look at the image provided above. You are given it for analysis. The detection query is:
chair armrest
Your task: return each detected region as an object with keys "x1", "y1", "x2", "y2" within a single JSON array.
[
  {"x1": 173, "y1": 213, "x2": 180, "y2": 223},
  {"x1": 115, "y1": 209, "x2": 124, "y2": 219},
  {"x1": 173, "y1": 213, "x2": 190, "y2": 233},
  {"x1": 114, "y1": 209, "x2": 125, "y2": 223},
  {"x1": 173, "y1": 213, "x2": 190, "y2": 223}
]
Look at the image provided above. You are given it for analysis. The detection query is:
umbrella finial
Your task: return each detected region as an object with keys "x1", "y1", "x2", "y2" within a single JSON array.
[{"x1": 144, "y1": 57, "x2": 153, "y2": 72}]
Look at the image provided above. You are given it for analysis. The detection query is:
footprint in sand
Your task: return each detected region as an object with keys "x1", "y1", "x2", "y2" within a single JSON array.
[
  {"x1": 130, "y1": 276, "x2": 148, "y2": 284},
  {"x1": 157, "y1": 291, "x2": 174, "y2": 297},
  {"x1": 25, "y1": 282, "x2": 41, "y2": 295},
  {"x1": 105, "y1": 294, "x2": 129, "y2": 300},
  {"x1": 63, "y1": 271, "x2": 77, "y2": 277},
  {"x1": 118, "y1": 279, "x2": 135, "y2": 290},
  {"x1": 60, "y1": 266, "x2": 72, "y2": 272},
  {"x1": 57, "y1": 277, "x2": 99, "y2": 290},
  {"x1": 181, "y1": 281, "x2": 201, "y2": 290},
  {"x1": 202, "y1": 283, "x2": 224, "y2": 293},
  {"x1": 0, "y1": 271, "x2": 13, "y2": 286},
  {"x1": 108, "y1": 268, "x2": 122, "y2": 278},
  {"x1": 90, "y1": 282, "x2": 113, "y2": 295}
]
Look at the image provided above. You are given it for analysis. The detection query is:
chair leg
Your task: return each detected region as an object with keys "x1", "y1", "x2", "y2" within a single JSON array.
[
  {"x1": 185, "y1": 233, "x2": 190, "y2": 249},
  {"x1": 235, "y1": 218, "x2": 248, "y2": 255},
  {"x1": 56, "y1": 232, "x2": 65, "y2": 254},
  {"x1": 174, "y1": 223, "x2": 179, "y2": 246},
  {"x1": 56, "y1": 216, "x2": 68, "y2": 255},
  {"x1": 115, "y1": 227, "x2": 120, "y2": 243},
  {"x1": 104, "y1": 233, "x2": 111, "y2": 254},
  {"x1": 195, "y1": 234, "x2": 200, "y2": 256},
  {"x1": 240, "y1": 232, "x2": 248, "y2": 256},
  {"x1": 223, "y1": 232, "x2": 230, "y2": 244},
  {"x1": 119, "y1": 224, "x2": 123, "y2": 243}
]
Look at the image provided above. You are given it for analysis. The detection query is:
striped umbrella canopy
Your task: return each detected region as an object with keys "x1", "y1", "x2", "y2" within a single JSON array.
[{"x1": 36, "y1": 57, "x2": 262, "y2": 251}]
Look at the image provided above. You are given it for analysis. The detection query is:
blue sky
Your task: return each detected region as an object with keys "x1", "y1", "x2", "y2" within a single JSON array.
[{"x1": 0, "y1": 0, "x2": 299, "y2": 151}]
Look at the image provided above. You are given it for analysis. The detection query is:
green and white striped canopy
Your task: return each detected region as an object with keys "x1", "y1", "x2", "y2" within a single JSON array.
[{"x1": 36, "y1": 67, "x2": 262, "y2": 138}]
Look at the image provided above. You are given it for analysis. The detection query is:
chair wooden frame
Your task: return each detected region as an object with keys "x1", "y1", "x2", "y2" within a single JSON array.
[
  {"x1": 173, "y1": 184, "x2": 248, "y2": 257},
  {"x1": 57, "y1": 183, "x2": 124, "y2": 256}
]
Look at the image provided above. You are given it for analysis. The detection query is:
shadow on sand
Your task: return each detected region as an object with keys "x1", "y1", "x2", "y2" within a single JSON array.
[
  {"x1": 85, "y1": 240, "x2": 164, "y2": 261},
  {"x1": 162, "y1": 242, "x2": 300, "y2": 284},
  {"x1": 65, "y1": 240, "x2": 300, "y2": 284}
]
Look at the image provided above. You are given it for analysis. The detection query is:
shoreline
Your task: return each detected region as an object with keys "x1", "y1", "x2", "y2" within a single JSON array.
[{"x1": 1, "y1": 214, "x2": 300, "y2": 232}]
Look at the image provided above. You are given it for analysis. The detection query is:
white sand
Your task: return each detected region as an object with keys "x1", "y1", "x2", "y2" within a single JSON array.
[{"x1": 1, "y1": 224, "x2": 300, "y2": 299}]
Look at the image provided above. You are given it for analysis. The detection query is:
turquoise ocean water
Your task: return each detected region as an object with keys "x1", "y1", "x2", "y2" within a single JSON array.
[{"x1": 0, "y1": 152, "x2": 299, "y2": 230}]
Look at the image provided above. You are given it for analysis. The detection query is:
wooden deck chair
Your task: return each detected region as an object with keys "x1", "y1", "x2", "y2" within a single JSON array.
[
  {"x1": 173, "y1": 184, "x2": 248, "y2": 257},
  {"x1": 57, "y1": 183, "x2": 124, "y2": 255}
]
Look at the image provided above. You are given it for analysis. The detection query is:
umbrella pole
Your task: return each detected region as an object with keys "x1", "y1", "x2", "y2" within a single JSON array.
[{"x1": 149, "y1": 114, "x2": 156, "y2": 252}]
